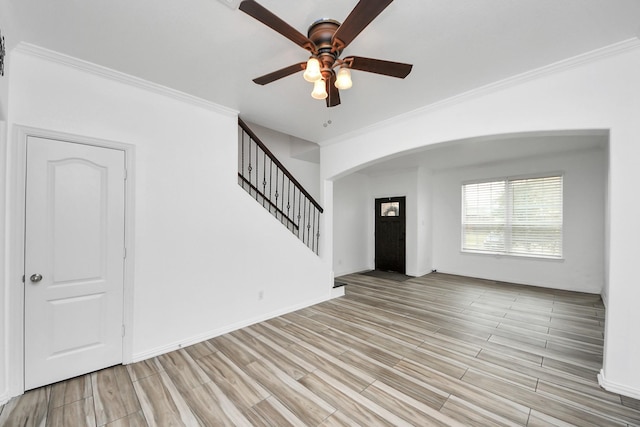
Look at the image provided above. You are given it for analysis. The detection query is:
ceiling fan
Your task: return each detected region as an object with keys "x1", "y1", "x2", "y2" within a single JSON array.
[{"x1": 238, "y1": 0, "x2": 413, "y2": 107}]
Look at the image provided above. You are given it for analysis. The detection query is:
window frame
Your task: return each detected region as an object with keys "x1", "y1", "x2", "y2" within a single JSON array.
[{"x1": 460, "y1": 173, "x2": 564, "y2": 260}]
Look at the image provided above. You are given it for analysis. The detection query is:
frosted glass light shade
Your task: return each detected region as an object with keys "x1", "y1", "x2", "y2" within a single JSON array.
[
  {"x1": 303, "y1": 57, "x2": 322, "y2": 82},
  {"x1": 335, "y1": 67, "x2": 352, "y2": 90},
  {"x1": 311, "y1": 79, "x2": 328, "y2": 99}
]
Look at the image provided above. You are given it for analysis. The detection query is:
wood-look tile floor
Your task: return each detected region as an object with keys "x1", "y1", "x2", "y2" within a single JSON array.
[{"x1": 2, "y1": 272, "x2": 640, "y2": 426}]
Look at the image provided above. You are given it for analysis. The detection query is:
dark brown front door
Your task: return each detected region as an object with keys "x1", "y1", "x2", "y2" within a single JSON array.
[{"x1": 375, "y1": 196, "x2": 406, "y2": 274}]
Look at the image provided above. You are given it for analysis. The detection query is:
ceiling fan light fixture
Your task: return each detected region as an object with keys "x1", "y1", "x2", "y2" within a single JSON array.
[
  {"x1": 335, "y1": 67, "x2": 352, "y2": 90},
  {"x1": 239, "y1": 0, "x2": 413, "y2": 108},
  {"x1": 303, "y1": 57, "x2": 322, "y2": 82},
  {"x1": 311, "y1": 78, "x2": 328, "y2": 99}
]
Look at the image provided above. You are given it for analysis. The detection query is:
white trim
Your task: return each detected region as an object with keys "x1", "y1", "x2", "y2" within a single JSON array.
[
  {"x1": 130, "y1": 292, "x2": 339, "y2": 363},
  {"x1": 1, "y1": 120, "x2": 7, "y2": 403},
  {"x1": 330, "y1": 286, "x2": 345, "y2": 299},
  {"x1": 321, "y1": 38, "x2": 640, "y2": 147},
  {"x1": 6, "y1": 125, "x2": 27, "y2": 398},
  {"x1": 6, "y1": 125, "x2": 136, "y2": 399},
  {"x1": 334, "y1": 266, "x2": 373, "y2": 277},
  {"x1": 461, "y1": 170, "x2": 565, "y2": 186},
  {"x1": 11, "y1": 43, "x2": 238, "y2": 118},
  {"x1": 600, "y1": 289, "x2": 608, "y2": 308},
  {"x1": 598, "y1": 369, "x2": 640, "y2": 400},
  {"x1": 434, "y1": 269, "x2": 601, "y2": 295}
]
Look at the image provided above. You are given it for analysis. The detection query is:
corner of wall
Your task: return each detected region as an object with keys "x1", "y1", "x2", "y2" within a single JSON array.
[
  {"x1": 330, "y1": 286, "x2": 345, "y2": 299},
  {"x1": 598, "y1": 369, "x2": 640, "y2": 400},
  {"x1": 334, "y1": 265, "x2": 372, "y2": 278}
]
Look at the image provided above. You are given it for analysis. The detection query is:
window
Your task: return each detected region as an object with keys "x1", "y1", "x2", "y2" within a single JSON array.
[
  {"x1": 462, "y1": 175, "x2": 563, "y2": 258},
  {"x1": 380, "y1": 201, "x2": 400, "y2": 217}
]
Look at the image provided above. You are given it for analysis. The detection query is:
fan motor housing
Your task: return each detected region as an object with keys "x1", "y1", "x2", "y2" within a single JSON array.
[{"x1": 308, "y1": 19, "x2": 342, "y2": 74}]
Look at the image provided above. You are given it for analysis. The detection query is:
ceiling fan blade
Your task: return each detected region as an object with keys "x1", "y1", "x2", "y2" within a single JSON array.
[
  {"x1": 253, "y1": 62, "x2": 307, "y2": 85},
  {"x1": 332, "y1": 0, "x2": 393, "y2": 50},
  {"x1": 239, "y1": 0, "x2": 315, "y2": 52},
  {"x1": 347, "y1": 56, "x2": 412, "y2": 78},
  {"x1": 326, "y1": 73, "x2": 341, "y2": 107}
]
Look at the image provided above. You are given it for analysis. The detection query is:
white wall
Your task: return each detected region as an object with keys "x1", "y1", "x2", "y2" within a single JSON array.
[
  {"x1": 432, "y1": 147, "x2": 606, "y2": 293},
  {"x1": 0, "y1": 66, "x2": 7, "y2": 121},
  {"x1": 333, "y1": 172, "x2": 371, "y2": 276},
  {"x1": 1, "y1": 45, "x2": 333, "y2": 401},
  {"x1": 416, "y1": 166, "x2": 434, "y2": 276},
  {"x1": 0, "y1": 9, "x2": 15, "y2": 121},
  {"x1": 321, "y1": 41, "x2": 640, "y2": 398}
]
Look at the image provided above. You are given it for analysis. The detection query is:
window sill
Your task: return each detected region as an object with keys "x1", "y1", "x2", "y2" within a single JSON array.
[{"x1": 460, "y1": 250, "x2": 564, "y2": 262}]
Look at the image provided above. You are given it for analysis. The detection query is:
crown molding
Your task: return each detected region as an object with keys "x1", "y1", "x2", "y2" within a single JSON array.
[
  {"x1": 321, "y1": 37, "x2": 640, "y2": 147},
  {"x1": 12, "y1": 42, "x2": 239, "y2": 117}
]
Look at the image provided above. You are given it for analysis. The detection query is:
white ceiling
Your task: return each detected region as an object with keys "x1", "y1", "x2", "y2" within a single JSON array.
[{"x1": 4, "y1": 0, "x2": 640, "y2": 145}]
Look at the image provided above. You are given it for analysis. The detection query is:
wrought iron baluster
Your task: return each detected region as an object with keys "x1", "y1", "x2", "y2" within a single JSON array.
[
  {"x1": 311, "y1": 205, "x2": 316, "y2": 253},
  {"x1": 241, "y1": 130, "x2": 245, "y2": 190},
  {"x1": 292, "y1": 184, "x2": 297, "y2": 234},
  {"x1": 268, "y1": 158, "x2": 273, "y2": 213},
  {"x1": 306, "y1": 199, "x2": 311, "y2": 246},
  {"x1": 287, "y1": 178, "x2": 291, "y2": 230},
  {"x1": 280, "y1": 173, "x2": 289, "y2": 219},
  {"x1": 262, "y1": 150, "x2": 267, "y2": 208},
  {"x1": 254, "y1": 138, "x2": 259, "y2": 201},
  {"x1": 301, "y1": 196, "x2": 308, "y2": 245},
  {"x1": 315, "y1": 207, "x2": 320, "y2": 254},
  {"x1": 297, "y1": 189, "x2": 302, "y2": 238},
  {"x1": 273, "y1": 167, "x2": 278, "y2": 219},
  {"x1": 247, "y1": 132, "x2": 253, "y2": 197}
]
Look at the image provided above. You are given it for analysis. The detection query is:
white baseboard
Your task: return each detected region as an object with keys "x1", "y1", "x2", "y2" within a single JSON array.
[
  {"x1": 435, "y1": 269, "x2": 602, "y2": 294},
  {"x1": 334, "y1": 265, "x2": 372, "y2": 277},
  {"x1": 598, "y1": 369, "x2": 640, "y2": 400},
  {"x1": 0, "y1": 391, "x2": 10, "y2": 406},
  {"x1": 130, "y1": 292, "x2": 338, "y2": 363},
  {"x1": 331, "y1": 286, "x2": 346, "y2": 298},
  {"x1": 410, "y1": 269, "x2": 434, "y2": 278}
]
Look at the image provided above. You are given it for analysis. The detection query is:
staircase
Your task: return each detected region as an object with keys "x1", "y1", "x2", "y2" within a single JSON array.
[{"x1": 237, "y1": 119, "x2": 323, "y2": 254}]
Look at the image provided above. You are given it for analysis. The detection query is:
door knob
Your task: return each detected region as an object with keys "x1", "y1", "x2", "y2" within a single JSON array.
[{"x1": 30, "y1": 274, "x2": 43, "y2": 283}]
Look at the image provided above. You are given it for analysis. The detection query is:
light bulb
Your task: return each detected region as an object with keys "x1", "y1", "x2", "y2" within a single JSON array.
[
  {"x1": 303, "y1": 57, "x2": 322, "y2": 82},
  {"x1": 335, "y1": 67, "x2": 352, "y2": 90},
  {"x1": 311, "y1": 79, "x2": 327, "y2": 99}
]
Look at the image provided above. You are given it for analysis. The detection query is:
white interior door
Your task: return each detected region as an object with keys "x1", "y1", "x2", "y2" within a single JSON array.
[{"x1": 24, "y1": 136, "x2": 126, "y2": 390}]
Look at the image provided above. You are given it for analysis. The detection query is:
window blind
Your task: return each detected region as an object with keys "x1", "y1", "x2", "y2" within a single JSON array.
[{"x1": 462, "y1": 175, "x2": 563, "y2": 258}]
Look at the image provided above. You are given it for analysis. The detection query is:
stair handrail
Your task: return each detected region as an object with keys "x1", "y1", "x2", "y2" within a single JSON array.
[{"x1": 239, "y1": 118, "x2": 323, "y2": 214}]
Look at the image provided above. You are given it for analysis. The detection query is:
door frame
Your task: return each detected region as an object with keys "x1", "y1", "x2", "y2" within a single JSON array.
[{"x1": 6, "y1": 125, "x2": 136, "y2": 398}]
